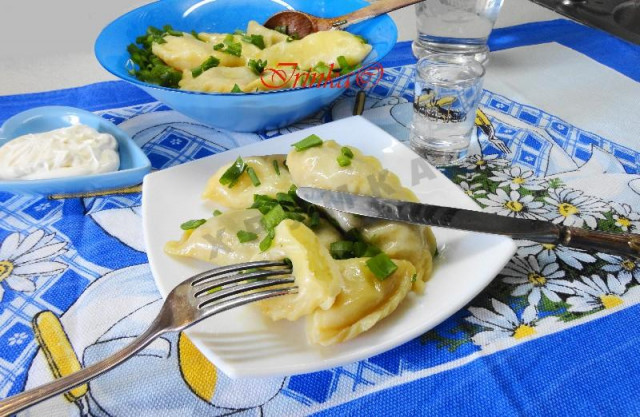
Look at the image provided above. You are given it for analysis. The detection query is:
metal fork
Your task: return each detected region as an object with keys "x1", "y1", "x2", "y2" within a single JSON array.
[{"x1": 0, "y1": 260, "x2": 296, "y2": 416}]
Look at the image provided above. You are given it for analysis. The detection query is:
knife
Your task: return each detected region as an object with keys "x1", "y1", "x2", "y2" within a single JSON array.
[{"x1": 296, "y1": 187, "x2": 640, "y2": 259}]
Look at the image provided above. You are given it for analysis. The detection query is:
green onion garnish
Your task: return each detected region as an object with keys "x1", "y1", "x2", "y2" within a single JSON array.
[
  {"x1": 191, "y1": 56, "x2": 220, "y2": 78},
  {"x1": 163, "y1": 25, "x2": 183, "y2": 37},
  {"x1": 248, "y1": 58, "x2": 267, "y2": 75},
  {"x1": 276, "y1": 192, "x2": 296, "y2": 206},
  {"x1": 180, "y1": 219, "x2": 206, "y2": 230},
  {"x1": 411, "y1": 273, "x2": 417, "y2": 282},
  {"x1": 259, "y1": 229, "x2": 275, "y2": 252},
  {"x1": 308, "y1": 210, "x2": 320, "y2": 228},
  {"x1": 366, "y1": 253, "x2": 398, "y2": 280},
  {"x1": 274, "y1": 25, "x2": 288, "y2": 34},
  {"x1": 292, "y1": 134, "x2": 323, "y2": 151},
  {"x1": 213, "y1": 42, "x2": 224, "y2": 50},
  {"x1": 241, "y1": 34, "x2": 265, "y2": 49},
  {"x1": 272, "y1": 159, "x2": 280, "y2": 176},
  {"x1": 286, "y1": 33, "x2": 300, "y2": 42},
  {"x1": 213, "y1": 209, "x2": 222, "y2": 216},
  {"x1": 312, "y1": 61, "x2": 331, "y2": 76},
  {"x1": 353, "y1": 241, "x2": 381, "y2": 257},
  {"x1": 219, "y1": 157, "x2": 246, "y2": 187},
  {"x1": 222, "y1": 34, "x2": 242, "y2": 56},
  {"x1": 231, "y1": 84, "x2": 242, "y2": 93},
  {"x1": 237, "y1": 230, "x2": 258, "y2": 243},
  {"x1": 341, "y1": 146, "x2": 354, "y2": 158},
  {"x1": 337, "y1": 155, "x2": 351, "y2": 167},
  {"x1": 262, "y1": 204, "x2": 287, "y2": 230},
  {"x1": 330, "y1": 241, "x2": 354, "y2": 259},
  {"x1": 247, "y1": 167, "x2": 261, "y2": 186}
]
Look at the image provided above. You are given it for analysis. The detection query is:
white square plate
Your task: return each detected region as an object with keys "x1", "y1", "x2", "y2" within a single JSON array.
[{"x1": 142, "y1": 116, "x2": 516, "y2": 378}]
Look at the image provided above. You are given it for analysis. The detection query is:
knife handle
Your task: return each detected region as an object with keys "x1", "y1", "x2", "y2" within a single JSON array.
[{"x1": 559, "y1": 226, "x2": 640, "y2": 259}]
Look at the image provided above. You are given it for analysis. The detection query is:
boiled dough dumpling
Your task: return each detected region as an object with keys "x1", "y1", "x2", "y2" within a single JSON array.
[
  {"x1": 179, "y1": 66, "x2": 259, "y2": 93},
  {"x1": 202, "y1": 155, "x2": 293, "y2": 208},
  {"x1": 286, "y1": 140, "x2": 416, "y2": 201},
  {"x1": 246, "y1": 20, "x2": 288, "y2": 47},
  {"x1": 307, "y1": 258, "x2": 415, "y2": 346},
  {"x1": 361, "y1": 222, "x2": 436, "y2": 293},
  {"x1": 257, "y1": 220, "x2": 342, "y2": 321},
  {"x1": 164, "y1": 209, "x2": 270, "y2": 265},
  {"x1": 258, "y1": 31, "x2": 371, "y2": 71}
]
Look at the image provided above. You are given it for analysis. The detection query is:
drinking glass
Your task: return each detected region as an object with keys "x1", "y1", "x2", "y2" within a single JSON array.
[
  {"x1": 412, "y1": 0, "x2": 504, "y2": 63},
  {"x1": 410, "y1": 54, "x2": 485, "y2": 166}
]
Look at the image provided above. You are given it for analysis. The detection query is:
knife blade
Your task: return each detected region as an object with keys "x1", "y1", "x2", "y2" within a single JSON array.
[{"x1": 296, "y1": 187, "x2": 640, "y2": 259}]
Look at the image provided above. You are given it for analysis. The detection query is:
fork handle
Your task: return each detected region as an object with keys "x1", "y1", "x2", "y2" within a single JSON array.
[{"x1": 0, "y1": 321, "x2": 166, "y2": 416}]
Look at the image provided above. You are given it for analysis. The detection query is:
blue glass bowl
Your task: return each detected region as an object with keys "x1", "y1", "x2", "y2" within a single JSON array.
[
  {"x1": 0, "y1": 106, "x2": 151, "y2": 194},
  {"x1": 94, "y1": 0, "x2": 397, "y2": 132}
]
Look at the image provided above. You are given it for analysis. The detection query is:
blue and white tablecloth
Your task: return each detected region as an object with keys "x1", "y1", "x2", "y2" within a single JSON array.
[{"x1": 1, "y1": 19, "x2": 640, "y2": 416}]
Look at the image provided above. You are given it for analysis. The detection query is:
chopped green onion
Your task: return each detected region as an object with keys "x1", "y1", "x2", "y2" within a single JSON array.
[
  {"x1": 219, "y1": 157, "x2": 247, "y2": 187},
  {"x1": 341, "y1": 146, "x2": 354, "y2": 158},
  {"x1": 336, "y1": 55, "x2": 361, "y2": 75},
  {"x1": 248, "y1": 58, "x2": 267, "y2": 75},
  {"x1": 191, "y1": 30, "x2": 204, "y2": 41},
  {"x1": 308, "y1": 210, "x2": 320, "y2": 228},
  {"x1": 283, "y1": 257, "x2": 293, "y2": 268},
  {"x1": 312, "y1": 61, "x2": 331, "y2": 76},
  {"x1": 353, "y1": 241, "x2": 381, "y2": 257},
  {"x1": 222, "y1": 34, "x2": 242, "y2": 56},
  {"x1": 274, "y1": 25, "x2": 288, "y2": 34},
  {"x1": 345, "y1": 228, "x2": 363, "y2": 242},
  {"x1": 330, "y1": 241, "x2": 354, "y2": 259},
  {"x1": 163, "y1": 25, "x2": 183, "y2": 37},
  {"x1": 180, "y1": 219, "x2": 206, "y2": 230},
  {"x1": 286, "y1": 33, "x2": 300, "y2": 42},
  {"x1": 366, "y1": 253, "x2": 398, "y2": 280},
  {"x1": 213, "y1": 209, "x2": 223, "y2": 216},
  {"x1": 337, "y1": 55, "x2": 350, "y2": 71},
  {"x1": 242, "y1": 34, "x2": 266, "y2": 49},
  {"x1": 251, "y1": 194, "x2": 278, "y2": 214},
  {"x1": 262, "y1": 204, "x2": 287, "y2": 230},
  {"x1": 411, "y1": 273, "x2": 417, "y2": 282},
  {"x1": 191, "y1": 56, "x2": 220, "y2": 78},
  {"x1": 292, "y1": 134, "x2": 323, "y2": 151},
  {"x1": 337, "y1": 155, "x2": 351, "y2": 167},
  {"x1": 259, "y1": 229, "x2": 275, "y2": 252},
  {"x1": 237, "y1": 230, "x2": 258, "y2": 243},
  {"x1": 213, "y1": 42, "x2": 225, "y2": 50},
  {"x1": 246, "y1": 167, "x2": 261, "y2": 186},
  {"x1": 276, "y1": 192, "x2": 296, "y2": 206},
  {"x1": 231, "y1": 83, "x2": 242, "y2": 93},
  {"x1": 272, "y1": 159, "x2": 280, "y2": 176}
]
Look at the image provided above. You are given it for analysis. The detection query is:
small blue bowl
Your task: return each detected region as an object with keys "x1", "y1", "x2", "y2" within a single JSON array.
[
  {"x1": 95, "y1": 0, "x2": 397, "y2": 132},
  {"x1": 0, "y1": 106, "x2": 151, "y2": 194}
]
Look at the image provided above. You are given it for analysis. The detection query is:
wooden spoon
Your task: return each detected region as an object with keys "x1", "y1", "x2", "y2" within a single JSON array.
[{"x1": 264, "y1": 0, "x2": 423, "y2": 38}]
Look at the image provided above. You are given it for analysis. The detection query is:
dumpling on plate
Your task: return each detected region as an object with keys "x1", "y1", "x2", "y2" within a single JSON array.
[{"x1": 306, "y1": 258, "x2": 415, "y2": 346}]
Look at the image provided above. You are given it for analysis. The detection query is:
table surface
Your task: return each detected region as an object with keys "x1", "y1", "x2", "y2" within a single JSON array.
[{"x1": 0, "y1": 0, "x2": 559, "y2": 96}]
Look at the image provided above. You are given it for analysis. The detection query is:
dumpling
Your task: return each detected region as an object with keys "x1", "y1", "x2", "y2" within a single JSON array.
[
  {"x1": 258, "y1": 31, "x2": 371, "y2": 71},
  {"x1": 152, "y1": 34, "x2": 243, "y2": 71},
  {"x1": 286, "y1": 140, "x2": 416, "y2": 201},
  {"x1": 164, "y1": 209, "x2": 270, "y2": 265},
  {"x1": 195, "y1": 32, "x2": 263, "y2": 60},
  {"x1": 179, "y1": 66, "x2": 259, "y2": 93},
  {"x1": 361, "y1": 222, "x2": 435, "y2": 293},
  {"x1": 202, "y1": 155, "x2": 293, "y2": 208},
  {"x1": 306, "y1": 258, "x2": 414, "y2": 346},
  {"x1": 257, "y1": 219, "x2": 342, "y2": 321},
  {"x1": 246, "y1": 20, "x2": 288, "y2": 47}
]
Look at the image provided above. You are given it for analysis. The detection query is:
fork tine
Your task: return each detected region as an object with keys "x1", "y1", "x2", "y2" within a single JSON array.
[
  {"x1": 199, "y1": 286, "x2": 299, "y2": 317},
  {"x1": 192, "y1": 267, "x2": 292, "y2": 293},
  {"x1": 197, "y1": 277, "x2": 295, "y2": 309},
  {"x1": 188, "y1": 260, "x2": 289, "y2": 287}
]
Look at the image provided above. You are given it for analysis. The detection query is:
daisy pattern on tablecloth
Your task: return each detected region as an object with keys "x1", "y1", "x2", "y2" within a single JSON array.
[
  {"x1": 488, "y1": 166, "x2": 547, "y2": 191},
  {"x1": 542, "y1": 188, "x2": 608, "y2": 228},
  {"x1": 517, "y1": 241, "x2": 596, "y2": 270},
  {"x1": 0, "y1": 230, "x2": 68, "y2": 302},
  {"x1": 501, "y1": 254, "x2": 573, "y2": 305},
  {"x1": 458, "y1": 180, "x2": 486, "y2": 198},
  {"x1": 477, "y1": 189, "x2": 549, "y2": 220},
  {"x1": 610, "y1": 202, "x2": 640, "y2": 233},
  {"x1": 598, "y1": 253, "x2": 640, "y2": 284},
  {"x1": 459, "y1": 154, "x2": 509, "y2": 171},
  {"x1": 565, "y1": 273, "x2": 640, "y2": 313},
  {"x1": 8, "y1": 332, "x2": 28, "y2": 346},
  {"x1": 465, "y1": 299, "x2": 556, "y2": 347}
]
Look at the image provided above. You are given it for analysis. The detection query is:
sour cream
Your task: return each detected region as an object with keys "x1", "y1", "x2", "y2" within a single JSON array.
[{"x1": 0, "y1": 125, "x2": 120, "y2": 180}]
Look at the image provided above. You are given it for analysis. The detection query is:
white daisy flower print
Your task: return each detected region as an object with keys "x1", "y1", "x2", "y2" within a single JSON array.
[
  {"x1": 565, "y1": 273, "x2": 640, "y2": 313},
  {"x1": 458, "y1": 181, "x2": 486, "y2": 198},
  {"x1": 501, "y1": 254, "x2": 572, "y2": 304},
  {"x1": 457, "y1": 172, "x2": 480, "y2": 182},
  {"x1": 0, "y1": 230, "x2": 68, "y2": 302},
  {"x1": 610, "y1": 202, "x2": 640, "y2": 232},
  {"x1": 488, "y1": 166, "x2": 547, "y2": 191},
  {"x1": 542, "y1": 188, "x2": 608, "y2": 228},
  {"x1": 465, "y1": 299, "x2": 556, "y2": 347},
  {"x1": 459, "y1": 154, "x2": 509, "y2": 171},
  {"x1": 517, "y1": 241, "x2": 596, "y2": 270},
  {"x1": 477, "y1": 189, "x2": 549, "y2": 220},
  {"x1": 598, "y1": 253, "x2": 640, "y2": 284}
]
